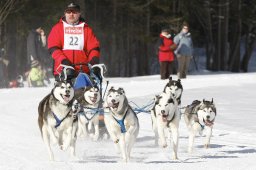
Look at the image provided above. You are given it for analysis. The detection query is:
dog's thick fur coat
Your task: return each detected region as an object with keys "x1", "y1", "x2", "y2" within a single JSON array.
[
  {"x1": 38, "y1": 81, "x2": 79, "y2": 161},
  {"x1": 184, "y1": 99, "x2": 217, "y2": 153},
  {"x1": 75, "y1": 86, "x2": 101, "y2": 141},
  {"x1": 104, "y1": 87, "x2": 139, "y2": 162},
  {"x1": 163, "y1": 77, "x2": 183, "y2": 105},
  {"x1": 151, "y1": 92, "x2": 180, "y2": 159}
]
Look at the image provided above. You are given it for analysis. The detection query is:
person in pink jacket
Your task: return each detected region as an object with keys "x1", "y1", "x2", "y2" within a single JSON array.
[{"x1": 158, "y1": 28, "x2": 177, "y2": 79}]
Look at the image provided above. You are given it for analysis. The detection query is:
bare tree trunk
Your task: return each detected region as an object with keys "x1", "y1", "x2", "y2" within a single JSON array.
[
  {"x1": 241, "y1": 26, "x2": 256, "y2": 72},
  {"x1": 228, "y1": 0, "x2": 241, "y2": 72}
]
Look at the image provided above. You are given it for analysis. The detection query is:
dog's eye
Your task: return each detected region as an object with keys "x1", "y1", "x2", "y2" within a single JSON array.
[
  {"x1": 165, "y1": 104, "x2": 168, "y2": 106},
  {"x1": 109, "y1": 95, "x2": 112, "y2": 97},
  {"x1": 61, "y1": 86, "x2": 65, "y2": 89}
]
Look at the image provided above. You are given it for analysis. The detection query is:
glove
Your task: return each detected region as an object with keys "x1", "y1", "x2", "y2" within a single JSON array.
[
  {"x1": 89, "y1": 56, "x2": 99, "y2": 65},
  {"x1": 92, "y1": 66, "x2": 102, "y2": 82},
  {"x1": 61, "y1": 59, "x2": 72, "y2": 66}
]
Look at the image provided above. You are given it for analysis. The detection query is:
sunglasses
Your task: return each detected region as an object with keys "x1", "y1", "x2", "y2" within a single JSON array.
[{"x1": 65, "y1": 10, "x2": 79, "y2": 14}]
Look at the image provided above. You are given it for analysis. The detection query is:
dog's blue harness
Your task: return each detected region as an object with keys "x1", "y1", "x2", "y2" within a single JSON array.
[
  {"x1": 52, "y1": 111, "x2": 71, "y2": 128},
  {"x1": 113, "y1": 110, "x2": 128, "y2": 133}
]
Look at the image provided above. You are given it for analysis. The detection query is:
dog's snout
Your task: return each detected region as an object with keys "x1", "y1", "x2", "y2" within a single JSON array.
[
  {"x1": 65, "y1": 90, "x2": 70, "y2": 94},
  {"x1": 111, "y1": 99, "x2": 116, "y2": 103},
  {"x1": 94, "y1": 93, "x2": 98, "y2": 97},
  {"x1": 161, "y1": 110, "x2": 165, "y2": 114},
  {"x1": 206, "y1": 115, "x2": 210, "y2": 119}
]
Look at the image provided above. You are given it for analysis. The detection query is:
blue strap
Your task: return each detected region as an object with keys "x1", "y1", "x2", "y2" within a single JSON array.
[
  {"x1": 129, "y1": 99, "x2": 155, "y2": 114},
  {"x1": 113, "y1": 110, "x2": 128, "y2": 133},
  {"x1": 52, "y1": 111, "x2": 70, "y2": 128}
]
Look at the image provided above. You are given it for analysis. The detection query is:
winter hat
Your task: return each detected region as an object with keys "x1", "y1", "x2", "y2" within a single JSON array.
[
  {"x1": 65, "y1": 2, "x2": 80, "y2": 12},
  {"x1": 31, "y1": 60, "x2": 39, "y2": 67}
]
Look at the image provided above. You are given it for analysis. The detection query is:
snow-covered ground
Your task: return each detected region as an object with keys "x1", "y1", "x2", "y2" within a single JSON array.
[{"x1": 0, "y1": 72, "x2": 256, "y2": 170}]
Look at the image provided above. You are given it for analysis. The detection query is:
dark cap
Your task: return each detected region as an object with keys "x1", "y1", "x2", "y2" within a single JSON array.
[
  {"x1": 65, "y1": 2, "x2": 80, "y2": 12},
  {"x1": 161, "y1": 26, "x2": 170, "y2": 32}
]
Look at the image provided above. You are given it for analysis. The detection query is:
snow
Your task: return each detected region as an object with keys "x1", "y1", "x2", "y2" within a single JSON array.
[{"x1": 0, "y1": 72, "x2": 256, "y2": 170}]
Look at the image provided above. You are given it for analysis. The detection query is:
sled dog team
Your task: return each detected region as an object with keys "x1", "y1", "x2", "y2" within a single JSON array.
[{"x1": 38, "y1": 77, "x2": 217, "y2": 162}]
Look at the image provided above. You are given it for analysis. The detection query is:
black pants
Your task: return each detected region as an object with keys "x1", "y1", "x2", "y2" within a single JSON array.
[{"x1": 160, "y1": 61, "x2": 173, "y2": 80}]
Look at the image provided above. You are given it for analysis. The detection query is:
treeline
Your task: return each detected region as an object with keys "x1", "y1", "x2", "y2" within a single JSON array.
[{"x1": 0, "y1": 0, "x2": 255, "y2": 79}]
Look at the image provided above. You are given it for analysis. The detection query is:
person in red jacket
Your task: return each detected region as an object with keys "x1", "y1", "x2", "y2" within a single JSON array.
[
  {"x1": 48, "y1": 2, "x2": 100, "y2": 81},
  {"x1": 158, "y1": 28, "x2": 177, "y2": 80}
]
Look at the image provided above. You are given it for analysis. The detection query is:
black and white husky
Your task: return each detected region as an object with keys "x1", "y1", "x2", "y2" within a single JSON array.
[
  {"x1": 163, "y1": 77, "x2": 183, "y2": 105},
  {"x1": 75, "y1": 86, "x2": 101, "y2": 141},
  {"x1": 38, "y1": 81, "x2": 80, "y2": 161},
  {"x1": 184, "y1": 99, "x2": 217, "y2": 153},
  {"x1": 104, "y1": 87, "x2": 139, "y2": 162},
  {"x1": 151, "y1": 92, "x2": 180, "y2": 160}
]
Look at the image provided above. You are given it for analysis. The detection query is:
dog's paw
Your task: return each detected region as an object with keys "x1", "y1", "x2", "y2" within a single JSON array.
[
  {"x1": 60, "y1": 144, "x2": 69, "y2": 151},
  {"x1": 162, "y1": 143, "x2": 167, "y2": 148},
  {"x1": 114, "y1": 139, "x2": 119, "y2": 143}
]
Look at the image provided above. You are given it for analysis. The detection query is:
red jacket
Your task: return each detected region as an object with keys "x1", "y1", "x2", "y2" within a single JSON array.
[
  {"x1": 158, "y1": 34, "x2": 175, "y2": 62},
  {"x1": 48, "y1": 18, "x2": 100, "y2": 75}
]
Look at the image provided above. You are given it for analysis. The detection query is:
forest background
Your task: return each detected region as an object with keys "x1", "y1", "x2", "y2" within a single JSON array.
[{"x1": 0, "y1": 0, "x2": 255, "y2": 79}]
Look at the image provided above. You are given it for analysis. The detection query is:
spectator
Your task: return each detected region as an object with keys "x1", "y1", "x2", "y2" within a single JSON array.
[
  {"x1": 47, "y1": 2, "x2": 100, "y2": 81},
  {"x1": 0, "y1": 48, "x2": 9, "y2": 88},
  {"x1": 157, "y1": 28, "x2": 177, "y2": 80},
  {"x1": 174, "y1": 22, "x2": 193, "y2": 79},
  {"x1": 27, "y1": 27, "x2": 49, "y2": 70},
  {"x1": 27, "y1": 60, "x2": 46, "y2": 87}
]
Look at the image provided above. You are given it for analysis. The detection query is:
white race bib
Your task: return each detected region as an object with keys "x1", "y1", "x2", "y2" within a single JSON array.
[{"x1": 63, "y1": 22, "x2": 84, "y2": 50}]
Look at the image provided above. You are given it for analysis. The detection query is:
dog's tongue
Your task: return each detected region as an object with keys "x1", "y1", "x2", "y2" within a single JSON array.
[
  {"x1": 63, "y1": 95, "x2": 70, "y2": 103},
  {"x1": 162, "y1": 117, "x2": 167, "y2": 122}
]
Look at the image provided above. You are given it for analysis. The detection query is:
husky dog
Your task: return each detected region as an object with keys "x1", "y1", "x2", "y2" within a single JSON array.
[
  {"x1": 104, "y1": 87, "x2": 139, "y2": 162},
  {"x1": 75, "y1": 86, "x2": 101, "y2": 141},
  {"x1": 151, "y1": 92, "x2": 180, "y2": 160},
  {"x1": 184, "y1": 99, "x2": 217, "y2": 153},
  {"x1": 38, "y1": 81, "x2": 80, "y2": 161},
  {"x1": 163, "y1": 77, "x2": 183, "y2": 105}
]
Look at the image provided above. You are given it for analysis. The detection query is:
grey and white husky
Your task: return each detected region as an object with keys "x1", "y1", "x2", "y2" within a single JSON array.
[
  {"x1": 151, "y1": 92, "x2": 180, "y2": 160},
  {"x1": 38, "y1": 81, "x2": 80, "y2": 161},
  {"x1": 163, "y1": 76, "x2": 183, "y2": 105},
  {"x1": 184, "y1": 99, "x2": 217, "y2": 153},
  {"x1": 104, "y1": 87, "x2": 139, "y2": 162},
  {"x1": 75, "y1": 86, "x2": 101, "y2": 141}
]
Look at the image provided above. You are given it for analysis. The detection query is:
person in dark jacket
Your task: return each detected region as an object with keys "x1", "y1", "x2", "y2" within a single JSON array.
[
  {"x1": 157, "y1": 28, "x2": 177, "y2": 80},
  {"x1": 48, "y1": 2, "x2": 100, "y2": 81},
  {"x1": 27, "y1": 27, "x2": 49, "y2": 70}
]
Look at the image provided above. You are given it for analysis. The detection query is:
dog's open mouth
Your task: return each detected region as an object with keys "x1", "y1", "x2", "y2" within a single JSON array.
[
  {"x1": 110, "y1": 102, "x2": 119, "y2": 109},
  {"x1": 61, "y1": 94, "x2": 70, "y2": 103},
  {"x1": 204, "y1": 119, "x2": 214, "y2": 126},
  {"x1": 162, "y1": 114, "x2": 168, "y2": 122},
  {"x1": 89, "y1": 97, "x2": 97, "y2": 103}
]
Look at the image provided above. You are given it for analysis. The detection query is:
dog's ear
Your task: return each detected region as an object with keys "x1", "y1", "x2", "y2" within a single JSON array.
[
  {"x1": 203, "y1": 99, "x2": 206, "y2": 103},
  {"x1": 211, "y1": 98, "x2": 214, "y2": 104},
  {"x1": 169, "y1": 76, "x2": 172, "y2": 81},
  {"x1": 154, "y1": 95, "x2": 161, "y2": 104},
  {"x1": 118, "y1": 87, "x2": 125, "y2": 95},
  {"x1": 168, "y1": 98, "x2": 174, "y2": 104},
  {"x1": 177, "y1": 79, "x2": 181, "y2": 83}
]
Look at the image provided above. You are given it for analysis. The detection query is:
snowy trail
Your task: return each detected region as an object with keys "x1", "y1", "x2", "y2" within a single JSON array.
[{"x1": 0, "y1": 73, "x2": 256, "y2": 170}]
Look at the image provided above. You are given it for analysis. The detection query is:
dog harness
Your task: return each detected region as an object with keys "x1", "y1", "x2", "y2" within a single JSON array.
[
  {"x1": 80, "y1": 107, "x2": 99, "y2": 121},
  {"x1": 52, "y1": 110, "x2": 71, "y2": 128},
  {"x1": 112, "y1": 109, "x2": 128, "y2": 133}
]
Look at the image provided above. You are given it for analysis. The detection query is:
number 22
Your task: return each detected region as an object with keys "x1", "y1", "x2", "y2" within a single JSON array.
[{"x1": 69, "y1": 37, "x2": 78, "y2": 45}]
